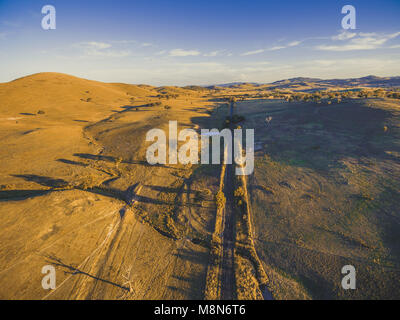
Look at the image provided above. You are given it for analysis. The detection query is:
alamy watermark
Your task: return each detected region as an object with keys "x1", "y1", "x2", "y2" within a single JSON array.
[
  {"x1": 341, "y1": 265, "x2": 356, "y2": 290},
  {"x1": 41, "y1": 5, "x2": 56, "y2": 30},
  {"x1": 341, "y1": 5, "x2": 356, "y2": 30},
  {"x1": 41, "y1": 265, "x2": 56, "y2": 290},
  {"x1": 145, "y1": 121, "x2": 254, "y2": 175}
]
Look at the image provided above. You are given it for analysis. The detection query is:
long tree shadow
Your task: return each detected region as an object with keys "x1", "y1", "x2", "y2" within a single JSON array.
[
  {"x1": 73, "y1": 153, "x2": 182, "y2": 169},
  {"x1": 170, "y1": 247, "x2": 208, "y2": 299},
  {"x1": 0, "y1": 189, "x2": 51, "y2": 201},
  {"x1": 57, "y1": 159, "x2": 88, "y2": 167},
  {"x1": 11, "y1": 174, "x2": 69, "y2": 188},
  {"x1": 84, "y1": 103, "x2": 160, "y2": 130},
  {"x1": 10, "y1": 173, "x2": 194, "y2": 208},
  {"x1": 145, "y1": 185, "x2": 186, "y2": 194},
  {"x1": 43, "y1": 255, "x2": 130, "y2": 292}
]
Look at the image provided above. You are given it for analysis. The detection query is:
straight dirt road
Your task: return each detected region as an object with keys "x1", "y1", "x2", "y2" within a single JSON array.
[
  {"x1": 220, "y1": 162, "x2": 236, "y2": 300},
  {"x1": 220, "y1": 100, "x2": 236, "y2": 300}
]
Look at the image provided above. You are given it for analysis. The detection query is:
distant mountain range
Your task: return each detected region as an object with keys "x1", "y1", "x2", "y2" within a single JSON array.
[
  {"x1": 212, "y1": 82, "x2": 260, "y2": 88},
  {"x1": 210, "y1": 76, "x2": 400, "y2": 90}
]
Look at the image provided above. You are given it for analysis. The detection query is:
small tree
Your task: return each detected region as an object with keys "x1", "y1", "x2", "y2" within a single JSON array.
[
  {"x1": 115, "y1": 157, "x2": 123, "y2": 168},
  {"x1": 234, "y1": 186, "x2": 245, "y2": 198}
]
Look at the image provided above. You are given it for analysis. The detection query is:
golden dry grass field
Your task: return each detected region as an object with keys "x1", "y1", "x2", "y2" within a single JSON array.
[{"x1": 0, "y1": 72, "x2": 399, "y2": 299}]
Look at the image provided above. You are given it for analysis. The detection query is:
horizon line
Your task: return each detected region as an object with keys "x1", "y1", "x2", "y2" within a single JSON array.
[{"x1": 3, "y1": 72, "x2": 400, "y2": 88}]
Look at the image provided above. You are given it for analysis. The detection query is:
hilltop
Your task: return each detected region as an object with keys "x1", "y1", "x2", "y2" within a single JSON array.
[{"x1": 212, "y1": 75, "x2": 400, "y2": 92}]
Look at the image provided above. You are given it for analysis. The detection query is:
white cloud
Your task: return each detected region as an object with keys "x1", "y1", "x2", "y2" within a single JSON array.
[
  {"x1": 204, "y1": 50, "x2": 227, "y2": 57},
  {"x1": 299, "y1": 57, "x2": 400, "y2": 77},
  {"x1": 287, "y1": 41, "x2": 301, "y2": 47},
  {"x1": 240, "y1": 39, "x2": 302, "y2": 56},
  {"x1": 332, "y1": 31, "x2": 357, "y2": 41},
  {"x1": 74, "y1": 41, "x2": 130, "y2": 57},
  {"x1": 358, "y1": 32, "x2": 378, "y2": 37},
  {"x1": 169, "y1": 49, "x2": 201, "y2": 56},
  {"x1": 241, "y1": 49, "x2": 265, "y2": 56},
  {"x1": 317, "y1": 31, "x2": 400, "y2": 51},
  {"x1": 79, "y1": 41, "x2": 112, "y2": 49},
  {"x1": 266, "y1": 46, "x2": 286, "y2": 51},
  {"x1": 271, "y1": 40, "x2": 302, "y2": 50}
]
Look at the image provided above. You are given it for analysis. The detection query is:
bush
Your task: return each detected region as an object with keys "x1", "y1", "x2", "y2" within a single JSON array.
[
  {"x1": 194, "y1": 190, "x2": 209, "y2": 203},
  {"x1": 231, "y1": 115, "x2": 245, "y2": 123},
  {"x1": 234, "y1": 186, "x2": 245, "y2": 198},
  {"x1": 37, "y1": 110, "x2": 45, "y2": 115},
  {"x1": 260, "y1": 185, "x2": 274, "y2": 195},
  {"x1": 115, "y1": 157, "x2": 123, "y2": 167}
]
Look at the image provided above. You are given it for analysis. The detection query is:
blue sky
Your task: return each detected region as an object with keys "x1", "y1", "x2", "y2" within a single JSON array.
[{"x1": 0, "y1": 0, "x2": 400, "y2": 85}]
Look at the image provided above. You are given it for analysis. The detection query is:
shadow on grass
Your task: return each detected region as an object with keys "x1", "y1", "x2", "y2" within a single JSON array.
[
  {"x1": 57, "y1": 159, "x2": 87, "y2": 167},
  {"x1": 73, "y1": 153, "x2": 182, "y2": 170},
  {"x1": 11, "y1": 174, "x2": 69, "y2": 188},
  {"x1": 170, "y1": 247, "x2": 208, "y2": 299},
  {"x1": 0, "y1": 189, "x2": 51, "y2": 201},
  {"x1": 44, "y1": 254, "x2": 130, "y2": 292}
]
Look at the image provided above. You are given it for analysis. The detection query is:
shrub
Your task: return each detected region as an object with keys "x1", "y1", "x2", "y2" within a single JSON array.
[
  {"x1": 231, "y1": 115, "x2": 245, "y2": 123},
  {"x1": 234, "y1": 186, "x2": 245, "y2": 198},
  {"x1": 194, "y1": 190, "x2": 208, "y2": 203},
  {"x1": 115, "y1": 157, "x2": 123, "y2": 167},
  {"x1": 260, "y1": 185, "x2": 274, "y2": 195},
  {"x1": 37, "y1": 110, "x2": 45, "y2": 115}
]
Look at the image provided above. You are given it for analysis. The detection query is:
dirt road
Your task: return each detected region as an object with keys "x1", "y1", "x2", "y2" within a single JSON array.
[
  {"x1": 219, "y1": 100, "x2": 236, "y2": 300},
  {"x1": 220, "y1": 162, "x2": 236, "y2": 300}
]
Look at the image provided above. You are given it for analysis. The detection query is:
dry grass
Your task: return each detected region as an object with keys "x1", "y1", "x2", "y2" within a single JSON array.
[{"x1": 1, "y1": 72, "x2": 399, "y2": 299}]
